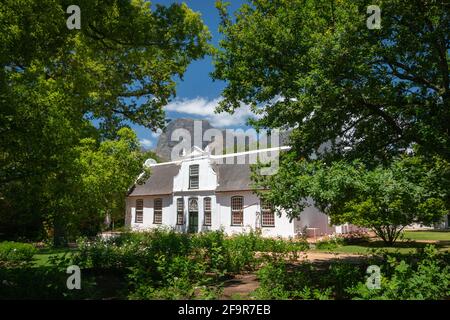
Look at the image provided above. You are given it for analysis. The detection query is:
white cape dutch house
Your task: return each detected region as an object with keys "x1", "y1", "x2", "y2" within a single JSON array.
[{"x1": 125, "y1": 146, "x2": 355, "y2": 238}]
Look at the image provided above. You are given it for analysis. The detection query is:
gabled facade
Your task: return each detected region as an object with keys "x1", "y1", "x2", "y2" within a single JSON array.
[{"x1": 125, "y1": 146, "x2": 343, "y2": 238}]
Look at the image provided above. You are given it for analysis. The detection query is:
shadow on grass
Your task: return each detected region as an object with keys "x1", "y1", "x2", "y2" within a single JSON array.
[
  {"x1": 354, "y1": 240, "x2": 450, "y2": 250},
  {"x1": 35, "y1": 247, "x2": 77, "y2": 255},
  {"x1": 0, "y1": 264, "x2": 129, "y2": 300}
]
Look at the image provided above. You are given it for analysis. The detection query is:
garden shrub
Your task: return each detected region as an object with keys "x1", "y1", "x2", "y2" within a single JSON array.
[
  {"x1": 3, "y1": 232, "x2": 447, "y2": 300},
  {"x1": 347, "y1": 245, "x2": 450, "y2": 300},
  {"x1": 322, "y1": 261, "x2": 366, "y2": 299},
  {"x1": 253, "y1": 244, "x2": 449, "y2": 300},
  {"x1": 252, "y1": 259, "x2": 335, "y2": 300},
  {"x1": 314, "y1": 231, "x2": 370, "y2": 250},
  {"x1": 315, "y1": 236, "x2": 345, "y2": 250},
  {"x1": 341, "y1": 230, "x2": 370, "y2": 245},
  {"x1": 0, "y1": 241, "x2": 37, "y2": 266},
  {"x1": 73, "y1": 230, "x2": 300, "y2": 299},
  {"x1": 223, "y1": 233, "x2": 259, "y2": 272}
]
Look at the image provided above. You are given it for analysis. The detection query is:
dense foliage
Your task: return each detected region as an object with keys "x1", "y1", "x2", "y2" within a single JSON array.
[
  {"x1": 253, "y1": 245, "x2": 450, "y2": 300},
  {"x1": 253, "y1": 155, "x2": 449, "y2": 244},
  {"x1": 214, "y1": 0, "x2": 449, "y2": 163},
  {"x1": 348, "y1": 246, "x2": 450, "y2": 299},
  {"x1": 73, "y1": 229, "x2": 308, "y2": 299},
  {"x1": 1, "y1": 232, "x2": 448, "y2": 300},
  {"x1": 0, "y1": 230, "x2": 309, "y2": 299},
  {"x1": 0, "y1": 0, "x2": 210, "y2": 243},
  {"x1": 214, "y1": 0, "x2": 450, "y2": 237},
  {"x1": 0, "y1": 241, "x2": 36, "y2": 266}
]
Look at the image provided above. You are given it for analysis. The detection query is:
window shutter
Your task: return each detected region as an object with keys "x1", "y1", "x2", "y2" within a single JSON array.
[
  {"x1": 153, "y1": 198, "x2": 163, "y2": 224},
  {"x1": 177, "y1": 198, "x2": 184, "y2": 225},
  {"x1": 203, "y1": 197, "x2": 211, "y2": 226},
  {"x1": 135, "y1": 199, "x2": 144, "y2": 223},
  {"x1": 231, "y1": 196, "x2": 244, "y2": 226}
]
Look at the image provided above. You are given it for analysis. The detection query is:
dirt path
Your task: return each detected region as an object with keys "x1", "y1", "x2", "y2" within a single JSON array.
[
  {"x1": 221, "y1": 251, "x2": 365, "y2": 299},
  {"x1": 303, "y1": 251, "x2": 365, "y2": 263},
  {"x1": 221, "y1": 274, "x2": 260, "y2": 299}
]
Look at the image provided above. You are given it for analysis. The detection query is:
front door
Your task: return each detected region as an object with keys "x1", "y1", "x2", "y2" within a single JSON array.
[
  {"x1": 188, "y1": 212, "x2": 198, "y2": 233},
  {"x1": 188, "y1": 198, "x2": 198, "y2": 233}
]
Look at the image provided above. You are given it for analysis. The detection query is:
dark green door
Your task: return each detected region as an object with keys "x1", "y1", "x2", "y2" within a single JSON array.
[
  {"x1": 188, "y1": 198, "x2": 199, "y2": 233},
  {"x1": 188, "y1": 212, "x2": 198, "y2": 233}
]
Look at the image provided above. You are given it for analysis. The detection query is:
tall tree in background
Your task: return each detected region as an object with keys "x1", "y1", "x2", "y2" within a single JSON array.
[
  {"x1": 213, "y1": 0, "x2": 449, "y2": 236},
  {"x1": 70, "y1": 127, "x2": 151, "y2": 237},
  {"x1": 0, "y1": 0, "x2": 210, "y2": 243}
]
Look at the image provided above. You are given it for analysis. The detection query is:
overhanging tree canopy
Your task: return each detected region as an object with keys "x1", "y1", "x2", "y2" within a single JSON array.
[
  {"x1": 0, "y1": 0, "x2": 210, "y2": 242},
  {"x1": 214, "y1": 0, "x2": 450, "y2": 243},
  {"x1": 213, "y1": 0, "x2": 449, "y2": 164}
]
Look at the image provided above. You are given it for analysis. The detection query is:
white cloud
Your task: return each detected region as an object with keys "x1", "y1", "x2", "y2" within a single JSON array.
[
  {"x1": 139, "y1": 138, "x2": 153, "y2": 148},
  {"x1": 150, "y1": 129, "x2": 162, "y2": 139},
  {"x1": 165, "y1": 97, "x2": 258, "y2": 128}
]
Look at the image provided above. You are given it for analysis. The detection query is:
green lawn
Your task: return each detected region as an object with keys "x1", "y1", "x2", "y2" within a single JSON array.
[
  {"x1": 402, "y1": 230, "x2": 450, "y2": 241},
  {"x1": 33, "y1": 247, "x2": 75, "y2": 267},
  {"x1": 316, "y1": 243, "x2": 425, "y2": 254},
  {"x1": 313, "y1": 230, "x2": 450, "y2": 255}
]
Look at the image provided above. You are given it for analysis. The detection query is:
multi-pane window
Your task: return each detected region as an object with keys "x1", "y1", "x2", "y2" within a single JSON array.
[
  {"x1": 261, "y1": 199, "x2": 275, "y2": 227},
  {"x1": 135, "y1": 199, "x2": 143, "y2": 223},
  {"x1": 176, "y1": 198, "x2": 184, "y2": 225},
  {"x1": 189, "y1": 165, "x2": 199, "y2": 189},
  {"x1": 203, "y1": 197, "x2": 211, "y2": 226},
  {"x1": 231, "y1": 196, "x2": 244, "y2": 226},
  {"x1": 153, "y1": 198, "x2": 163, "y2": 224}
]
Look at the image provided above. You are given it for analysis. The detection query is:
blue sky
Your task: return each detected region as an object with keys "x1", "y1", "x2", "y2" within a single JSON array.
[{"x1": 133, "y1": 0, "x2": 250, "y2": 149}]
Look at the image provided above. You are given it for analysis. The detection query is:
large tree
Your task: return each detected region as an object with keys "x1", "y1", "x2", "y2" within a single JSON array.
[
  {"x1": 252, "y1": 155, "x2": 449, "y2": 244},
  {"x1": 0, "y1": 0, "x2": 210, "y2": 242},
  {"x1": 213, "y1": 0, "x2": 450, "y2": 238},
  {"x1": 213, "y1": 0, "x2": 449, "y2": 163}
]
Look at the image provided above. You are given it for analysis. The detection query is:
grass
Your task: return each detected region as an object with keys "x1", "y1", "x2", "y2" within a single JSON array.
[
  {"x1": 313, "y1": 230, "x2": 450, "y2": 255},
  {"x1": 33, "y1": 247, "x2": 75, "y2": 267},
  {"x1": 402, "y1": 230, "x2": 450, "y2": 241},
  {"x1": 316, "y1": 243, "x2": 423, "y2": 254}
]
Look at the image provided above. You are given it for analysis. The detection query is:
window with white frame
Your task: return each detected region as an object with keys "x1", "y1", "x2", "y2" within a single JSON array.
[
  {"x1": 176, "y1": 198, "x2": 184, "y2": 225},
  {"x1": 231, "y1": 196, "x2": 244, "y2": 226},
  {"x1": 135, "y1": 199, "x2": 144, "y2": 223},
  {"x1": 203, "y1": 197, "x2": 211, "y2": 226},
  {"x1": 260, "y1": 199, "x2": 275, "y2": 227},
  {"x1": 189, "y1": 164, "x2": 199, "y2": 189},
  {"x1": 153, "y1": 198, "x2": 163, "y2": 224}
]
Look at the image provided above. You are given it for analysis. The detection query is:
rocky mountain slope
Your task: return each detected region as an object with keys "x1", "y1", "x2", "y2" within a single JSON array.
[{"x1": 154, "y1": 118, "x2": 291, "y2": 161}]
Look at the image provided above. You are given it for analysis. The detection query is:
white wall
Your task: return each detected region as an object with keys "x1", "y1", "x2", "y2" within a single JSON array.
[
  {"x1": 173, "y1": 157, "x2": 217, "y2": 192},
  {"x1": 127, "y1": 192, "x2": 297, "y2": 237},
  {"x1": 216, "y1": 191, "x2": 295, "y2": 238},
  {"x1": 128, "y1": 195, "x2": 174, "y2": 231},
  {"x1": 293, "y1": 203, "x2": 335, "y2": 236}
]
